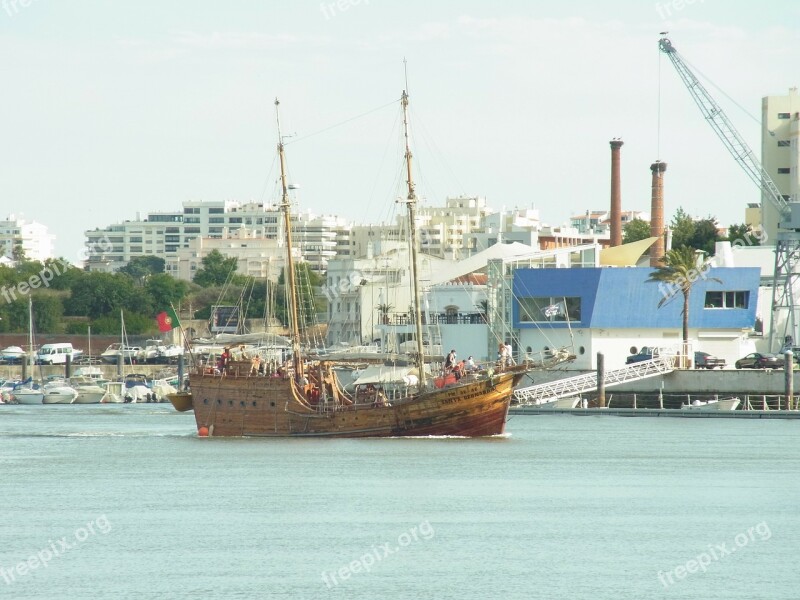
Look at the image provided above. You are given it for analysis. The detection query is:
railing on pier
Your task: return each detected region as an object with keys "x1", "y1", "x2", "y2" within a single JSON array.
[{"x1": 514, "y1": 355, "x2": 676, "y2": 405}]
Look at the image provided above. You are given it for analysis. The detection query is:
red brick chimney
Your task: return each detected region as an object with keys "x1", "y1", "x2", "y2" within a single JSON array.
[
  {"x1": 609, "y1": 139, "x2": 624, "y2": 246},
  {"x1": 649, "y1": 161, "x2": 667, "y2": 266}
]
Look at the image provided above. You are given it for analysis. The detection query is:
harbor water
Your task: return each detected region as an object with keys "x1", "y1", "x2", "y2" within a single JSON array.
[{"x1": 0, "y1": 405, "x2": 797, "y2": 599}]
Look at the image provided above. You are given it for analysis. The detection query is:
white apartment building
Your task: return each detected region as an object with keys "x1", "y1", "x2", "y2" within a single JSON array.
[
  {"x1": 85, "y1": 200, "x2": 351, "y2": 277},
  {"x1": 569, "y1": 210, "x2": 649, "y2": 235},
  {"x1": 0, "y1": 215, "x2": 55, "y2": 263},
  {"x1": 167, "y1": 228, "x2": 294, "y2": 282},
  {"x1": 465, "y1": 208, "x2": 542, "y2": 253},
  {"x1": 349, "y1": 196, "x2": 493, "y2": 260},
  {"x1": 761, "y1": 87, "x2": 800, "y2": 243}
]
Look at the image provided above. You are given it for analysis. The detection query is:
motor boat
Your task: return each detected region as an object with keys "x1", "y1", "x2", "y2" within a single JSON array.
[{"x1": 680, "y1": 397, "x2": 741, "y2": 411}]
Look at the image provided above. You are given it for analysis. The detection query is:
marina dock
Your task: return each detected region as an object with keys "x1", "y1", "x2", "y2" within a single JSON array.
[{"x1": 510, "y1": 406, "x2": 800, "y2": 419}]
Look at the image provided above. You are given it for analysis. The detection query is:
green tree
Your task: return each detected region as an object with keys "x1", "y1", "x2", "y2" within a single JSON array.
[
  {"x1": 669, "y1": 207, "x2": 696, "y2": 250},
  {"x1": 647, "y1": 247, "x2": 720, "y2": 367},
  {"x1": 31, "y1": 293, "x2": 66, "y2": 334},
  {"x1": 67, "y1": 272, "x2": 145, "y2": 319},
  {"x1": 11, "y1": 242, "x2": 26, "y2": 262},
  {"x1": 145, "y1": 273, "x2": 188, "y2": 312},
  {"x1": 118, "y1": 256, "x2": 166, "y2": 284},
  {"x1": 689, "y1": 217, "x2": 721, "y2": 256},
  {"x1": 726, "y1": 223, "x2": 760, "y2": 246},
  {"x1": 622, "y1": 218, "x2": 652, "y2": 244},
  {"x1": 193, "y1": 250, "x2": 240, "y2": 287}
]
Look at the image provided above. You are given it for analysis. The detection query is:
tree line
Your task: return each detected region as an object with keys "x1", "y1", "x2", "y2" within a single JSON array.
[
  {"x1": 0, "y1": 250, "x2": 323, "y2": 336},
  {"x1": 622, "y1": 209, "x2": 759, "y2": 253}
]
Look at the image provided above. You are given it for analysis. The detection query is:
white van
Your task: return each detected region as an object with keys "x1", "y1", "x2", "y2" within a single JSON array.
[{"x1": 36, "y1": 343, "x2": 84, "y2": 365}]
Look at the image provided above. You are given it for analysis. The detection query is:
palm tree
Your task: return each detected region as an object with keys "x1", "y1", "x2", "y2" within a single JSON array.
[
  {"x1": 376, "y1": 303, "x2": 393, "y2": 325},
  {"x1": 647, "y1": 247, "x2": 720, "y2": 368},
  {"x1": 476, "y1": 300, "x2": 489, "y2": 323}
]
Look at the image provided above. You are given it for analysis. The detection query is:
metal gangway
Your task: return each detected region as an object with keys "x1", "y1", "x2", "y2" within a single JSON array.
[{"x1": 514, "y1": 355, "x2": 676, "y2": 405}]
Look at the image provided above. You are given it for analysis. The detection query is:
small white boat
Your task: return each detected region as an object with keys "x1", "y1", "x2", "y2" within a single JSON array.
[
  {"x1": 100, "y1": 344, "x2": 142, "y2": 365},
  {"x1": 42, "y1": 383, "x2": 79, "y2": 404},
  {"x1": 535, "y1": 397, "x2": 582, "y2": 409},
  {"x1": 150, "y1": 379, "x2": 178, "y2": 402},
  {"x1": 13, "y1": 385, "x2": 45, "y2": 405},
  {"x1": 681, "y1": 397, "x2": 741, "y2": 411},
  {"x1": 70, "y1": 378, "x2": 107, "y2": 404},
  {"x1": 101, "y1": 381, "x2": 124, "y2": 403},
  {"x1": 0, "y1": 345, "x2": 25, "y2": 362}
]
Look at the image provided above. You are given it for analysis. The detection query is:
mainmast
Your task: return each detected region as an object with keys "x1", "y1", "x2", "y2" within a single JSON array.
[
  {"x1": 275, "y1": 98, "x2": 304, "y2": 381},
  {"x1": 401, "y1": 89, "x2": 427, "y2": 388}
]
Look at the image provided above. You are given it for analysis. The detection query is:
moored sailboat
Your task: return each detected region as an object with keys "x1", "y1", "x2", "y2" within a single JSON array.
[{"x1": 169, "y1": 94, "x2": 526, "y2": 437}]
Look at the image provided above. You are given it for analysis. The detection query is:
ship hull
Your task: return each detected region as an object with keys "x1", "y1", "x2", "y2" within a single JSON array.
[{"x1": 174, "y1": 367, "x2": 518, "y2": 438}]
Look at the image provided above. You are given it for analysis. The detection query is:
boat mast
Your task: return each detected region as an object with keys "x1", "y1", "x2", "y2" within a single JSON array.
[
  {"x1": 401, "y1": 89, "x2": 426, "y2": 388},
  {"x1": 275, "y1": 98, "x2": 304, "y2": 380},
  {"x1": 27, "y1": 296, "x2": 33, "y2": 373}
]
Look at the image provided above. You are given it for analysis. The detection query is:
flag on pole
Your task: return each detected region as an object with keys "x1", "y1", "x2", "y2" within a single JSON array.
[
  {"x1": 156, "y1": 307, "x2": 180, "y2": 332},
  {"x1": 543, "y1": 304, "x2": 561, "y2": 318}
]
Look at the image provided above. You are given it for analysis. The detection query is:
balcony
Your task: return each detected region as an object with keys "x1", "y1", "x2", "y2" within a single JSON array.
[{"x1": 382, "y1": 312, "x2": 487, "y2": 326}]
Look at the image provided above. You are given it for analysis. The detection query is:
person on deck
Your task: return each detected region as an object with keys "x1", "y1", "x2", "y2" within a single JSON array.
[{"x1": 444, "y1": 349, "x2": 457, "y2": 373}]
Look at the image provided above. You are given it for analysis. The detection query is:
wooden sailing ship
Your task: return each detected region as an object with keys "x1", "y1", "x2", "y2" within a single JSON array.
[{"x1": 169, "y1": 93, "x2": 529, "y2": 437}]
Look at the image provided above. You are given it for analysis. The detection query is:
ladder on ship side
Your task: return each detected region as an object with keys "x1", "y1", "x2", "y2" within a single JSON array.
[{"x1": 514, "y1": 356, "x2": 676, "y2": 406}]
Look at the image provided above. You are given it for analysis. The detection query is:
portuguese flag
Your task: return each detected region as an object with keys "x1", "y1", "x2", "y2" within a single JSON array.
[{"x1": 156, "y1": 307, "x2": 180, "y2": 332}]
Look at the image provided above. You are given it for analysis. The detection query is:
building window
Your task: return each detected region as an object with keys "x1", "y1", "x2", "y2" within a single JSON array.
[
  {"x1": 183, "y1": 227, "x2": 201, "y2": 234},
  {"x1": 518, "y1": 296, "x2": 581, "y2": 322},
  {"x1": 705, "y1": 291, "x2": 749, "y2": 309},
  {"x1": 778, "y1": 168, "x2": 791, "y2": 174},
  {"x1": 229, "y1": 217, "x2": 243, "y2": 224},
  {"x1": 183, "y1": 207, "x2": 200, "y2": 214},
  {"x1": 778, "y1": 113, "x2": 790, "y2": 119},
  {"x1": 208, "y1": 207, "x2": 224, "y2": 214},
  {"x1": 209, "y1": 217, "x2": 224, "y2": 224},
  {"x1": 778, "y1": 140, "x2": 791, "y2": 147}
]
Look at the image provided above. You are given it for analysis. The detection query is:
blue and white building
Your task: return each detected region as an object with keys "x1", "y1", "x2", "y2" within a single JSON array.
[{"x1": 513, "y1": 267, "x2": 761, "y2": 369}]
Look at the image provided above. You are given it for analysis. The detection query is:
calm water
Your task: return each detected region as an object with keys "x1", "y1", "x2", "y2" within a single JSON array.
[{"x1": 0, "y1": 405, "x2": 797, "y2": 599}]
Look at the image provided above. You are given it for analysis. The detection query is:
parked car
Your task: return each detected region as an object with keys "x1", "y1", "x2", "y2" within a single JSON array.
[
  {"x1": 625, "y1": 346, "x2": 667, "y2": 364},
  {"x1": 694, "y1": 351, "x2": 726, "y2": 369},
  {"x1": 734, "y1": 353, "x2": 784, "y2": 369}
]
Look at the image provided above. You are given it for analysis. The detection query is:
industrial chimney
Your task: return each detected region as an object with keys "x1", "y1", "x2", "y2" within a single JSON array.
[
  {"x1": 649, "y1": 161, "x2": 667, "y2": 267},
  {"x1": 609, "y1": 139, "x2": 624, "y2": 246}
]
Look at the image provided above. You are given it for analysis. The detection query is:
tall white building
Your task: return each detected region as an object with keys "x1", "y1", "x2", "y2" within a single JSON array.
[
  {"x1": 761, "y1": 87, "x2": 800, "y2": 243},
  {"x1": 0, "y1": 215, "x2": 55, "y2": 263}
]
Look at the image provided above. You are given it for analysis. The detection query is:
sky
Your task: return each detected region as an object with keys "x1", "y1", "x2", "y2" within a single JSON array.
[{"x1": 1, "y1": 0, "x2": 798, "y2": 262}]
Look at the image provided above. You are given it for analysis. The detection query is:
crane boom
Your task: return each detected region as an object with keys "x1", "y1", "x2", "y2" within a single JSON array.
[
  {"x1": 658, "y1": 37, "x2": 789, "y2": 221},
  {"x1": 658, "y1": 35, "x2": 800, "y2": 351}
]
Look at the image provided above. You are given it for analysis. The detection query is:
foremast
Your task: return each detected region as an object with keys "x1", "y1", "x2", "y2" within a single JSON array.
[
  {"x1": 275, "y1": 98, "x2": 304, "y2": 381},
  {"x1": 401, "y1": 90, "x2": 426, "y2": 389}
]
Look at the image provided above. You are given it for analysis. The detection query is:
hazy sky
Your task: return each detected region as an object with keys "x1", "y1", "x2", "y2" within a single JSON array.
[{"x1": 1, "y1": 1, "x2": 798, "y2": 261}]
